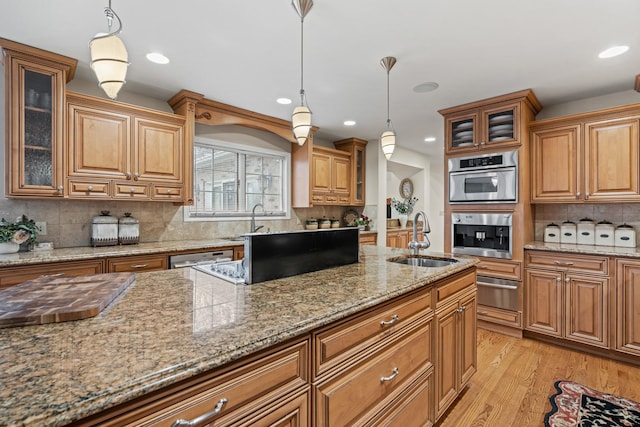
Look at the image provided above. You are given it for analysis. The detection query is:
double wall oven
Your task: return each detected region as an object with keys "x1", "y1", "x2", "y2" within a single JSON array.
[{"x1": 448, "y1": 150, "x2": 520, "y2": 315}]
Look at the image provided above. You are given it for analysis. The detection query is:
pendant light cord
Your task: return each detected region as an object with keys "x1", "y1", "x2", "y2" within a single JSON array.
[
  {"x1": 386, "y1": 69, "x2": 391, "y2": 128},
  {"x1": 299, "y1": 17, "x2": 305, "y2": 105}
]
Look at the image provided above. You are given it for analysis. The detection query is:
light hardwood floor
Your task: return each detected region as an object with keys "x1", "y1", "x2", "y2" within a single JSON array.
[{"x1": 436, "y1": 329, "x2": 640, "y2": 426}]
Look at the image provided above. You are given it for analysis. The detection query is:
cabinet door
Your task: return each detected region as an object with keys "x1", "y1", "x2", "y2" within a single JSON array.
[
  {"x1": 434, "y1": 302, "x2": 459, "y2": 418},
  {"x1": 134, "y1": 117, "x2": 183, "y2": 183},
  {"x1": 531, "y1": 125, "x2": 581, "y2": 202},
  {"x1": 525, "y1": 270, "x2": 563, "y2": 336},
  {"x1": 616, "y1": 260, "x2": 640, "y2": 356},
  {"x1": 311, "y1": 152, "x2": 332, "y2": 193},
  {"x1": 7, "y1": 58, "x2": 66, "y2": 196},
  {"x1": 564, "y1": 275, "x2": 608, "y2": 348},
  {"x1": 445, "y1": 111, "x2": 479, "y2": 154},
  {"x1": 0, "y1": 260, "x2": 105, "y2": 289},
  {"x1": 459, "y1": 292, "x2": 477, "y2": 388},
  {"x1": 332, "y1": 156, "x2": 350, "y2": 194},
  {"x1": 67, "y1": 101, "x2": 130, "y2": 180},
  {"x1": 585, "y1": 117, "x2": 640, "y2": 201},
  {"x1": 482, "y1": 103, "x2": 520, "y2": 149}
]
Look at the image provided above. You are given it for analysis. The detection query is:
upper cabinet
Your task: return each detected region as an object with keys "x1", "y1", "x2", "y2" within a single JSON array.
[
  {"x1": 1, "y1": 38, "x2": 77, "y2": 198},
  {"x1": 334, "y1": 138, "x2": 367, "y2": 206},
  {"x1": 66, "y1": 92, "x2": 186, "y2": 202},
  {"x1": 531, "y1": 106, "x2": 640, "y2": 203},
  {"x1": 292, "y1": 136, "x2": 369, "y2": 208},
  {"x1": 439, "y1": 90, "x2": 542, "y2": 155}
]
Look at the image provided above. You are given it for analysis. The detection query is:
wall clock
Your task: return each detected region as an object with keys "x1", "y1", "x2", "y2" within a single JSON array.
[{"x1": 399, "y1": 178, "x2": 414, "y2": 199}]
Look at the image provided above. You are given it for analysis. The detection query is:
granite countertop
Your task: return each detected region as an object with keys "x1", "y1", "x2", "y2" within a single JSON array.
[
  {"x1": 524, "y1": 241, "x2": 640, "y2": 258},
  {"x1": 0, "y1": 239, "x2": 243, "y2": 267},
  {"x1": 0, "y1": 245, "x2": 477, "y2": 426}
]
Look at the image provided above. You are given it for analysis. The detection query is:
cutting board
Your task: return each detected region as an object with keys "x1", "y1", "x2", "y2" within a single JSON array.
[{"x1": 0, "y1": 272, "x2": 135, "y2": 328}]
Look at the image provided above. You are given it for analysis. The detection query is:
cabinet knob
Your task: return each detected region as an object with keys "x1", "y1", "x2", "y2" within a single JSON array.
[
  {"x1": 556, "y1": 277, "x2": 562, "y2": 282},
  {"x1": 479, "y1": 141, "x2": 486, "y2": 145},
  {"x1": 130, "y1": 188, "x2": 136, "y2": 193},
  {"x1": 56, "y1": 185, "x2": 64, "y2": 191},
  {"x1": 585, "y1": 191, "x2": 590, "y2": 200},
  {"x1": 167, "y1": 189, "x2": 172, "y2": 194},
  {"x1": 126, "y1": 172, "x2": 131, "y2": 179},
  {"x1": 565, "y1": 277, "x2": 570, "y2": 283},
  {"x1": 576, "y1": 192, "x2": 581, "y2": 198},
  {"x1": 134, "y1": 173, "x2": 140, "y2": 180},
  {"x1": 87, "y1": 185, "x2": 93, "y2": 191}
]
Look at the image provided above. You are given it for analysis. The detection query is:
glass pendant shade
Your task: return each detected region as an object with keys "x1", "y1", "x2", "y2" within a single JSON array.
[
  {"x1": 381, "y1": 130, "x2": 396, "y2": 159},
  {"x1": 292, "y1": 106, "x2": 312, "y2": 146},
  {"x1": 90, "y1": 33, "x2": 129, "y2": 99}
]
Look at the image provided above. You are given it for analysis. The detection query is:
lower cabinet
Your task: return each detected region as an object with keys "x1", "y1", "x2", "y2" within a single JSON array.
[
  {"x1": 0, "y1": 259, "x2": 105, "y2": 289},
  {"x1": 359, "y1": 232, "x2": 377, "y2": 246},
  {"x1": 434, "y1": 273, "x2": 477, "y2": 419},
  {"x1": 616, "y1": 259, "x2": 640, "y2": 356},
  {"x1": 525, "y1": 250, "x2": 609, "y2": 348},
  {"x1": 107, "y1": 254, "x2": 168, "y2": 273}
]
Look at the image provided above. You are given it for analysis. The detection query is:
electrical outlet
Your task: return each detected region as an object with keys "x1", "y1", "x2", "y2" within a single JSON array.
[{"x1": 35, "y1": 221, "x2": 47, "y2": 235}]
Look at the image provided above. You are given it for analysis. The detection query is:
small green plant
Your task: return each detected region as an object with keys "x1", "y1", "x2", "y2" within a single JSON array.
[
  {"x1": 391, "y1": 197, "x2": 418, "y2": 215},
  {"x1": 0, "y1": 215, "x2": 40, "y2": 246},
  {"x1": 353, "y1": 214, "x2": 372, "y2": 228}
]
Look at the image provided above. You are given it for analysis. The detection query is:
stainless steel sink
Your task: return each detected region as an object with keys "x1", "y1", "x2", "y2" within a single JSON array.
[{"x1": 387, "y1": 255, "x2": 458, "y2": 268}]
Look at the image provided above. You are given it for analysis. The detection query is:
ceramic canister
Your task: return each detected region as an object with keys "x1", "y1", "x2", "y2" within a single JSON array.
[
  {"x1": 118, "y1": 212, "x2": 139, "y2": 245},
  {"x1": 544, "y1": 223, "x2": 560, "y2": 243},
  {"x1": 91, "y1": 211, "x2": 118, "y2": 247},
  {"x1": 595, "y1": 221, "x2": 615, "y2": 246},
  {"x1": 615, "y1": 223, "x2": 636, "y2": 248},
  {"x1": 577, "y1": 218, "x2": 595, "y2": 245},
  {"x1": 560, "y1": 221, "x2": 577, "y2": 244}
]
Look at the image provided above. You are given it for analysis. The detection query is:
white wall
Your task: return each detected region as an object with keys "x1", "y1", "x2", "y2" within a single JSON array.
[{"x1": 537, "y1": 89, "x2": 640, "y2": 119}]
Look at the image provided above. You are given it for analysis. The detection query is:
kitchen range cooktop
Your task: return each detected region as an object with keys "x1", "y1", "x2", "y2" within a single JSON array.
[{"x1": 192, "y1": 260, "x2": 246, "y2": 284}]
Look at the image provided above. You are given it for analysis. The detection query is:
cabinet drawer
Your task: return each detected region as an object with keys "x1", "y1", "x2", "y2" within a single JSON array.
[
  {"x1": 477, "y1": 304, "x2": 522, "y2": 328},
  {"x1": 107, "y1": 254, "x2": 167, "y2": 272},
  {"x1": 67, "y1": 179, "x2": 111, "y2": 198},
  {"x1": 152, "y1": 184, "x2": 183, "y2": 201},
  {"x1": 315, "y1": 320, "x2": 432, "y2": 427},
  {"x1": 435, "y1": 270, "x2": 477, "y2": 308},
  {"x1": 313, "y1": 288, "x2": 432, "y2": 378},
  {"x1": 114, "y1": 182, "x2": 150, "y2": 199},
  {"x1": 525, "y1": 250, "x2": 609, "y2": 276},
  {"x1": 477, "y1": 258, "x2": 521, "y2": 281},
  {"x1": 311, "y1": 194, "x2": 325, "y2": 203},
  {"x1": 0, "y1": 260, "x2": 105, "y2": 289},
  {"x1": 359, "y1": 233, "x2": 377, "y2": 245},
  {"x1": 109, "y1": 339, "x2": 309, "y2": 426}
]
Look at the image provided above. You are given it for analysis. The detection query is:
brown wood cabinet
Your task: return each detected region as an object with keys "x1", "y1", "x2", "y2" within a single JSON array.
[
  {"x1": 106, "y1": 254, "x2": 168, "y2": 273},
  {"x1": 615, "y1": 259, "x2": 640, "y2": 357},
  {"x1": 0, "y1": 259, "x2": 104, "y2": 290},
  {"x1": 434, "y1": 270, "x2": 477, "y2": 419},
  {"x1": 311, "y1": 147, "x2": 351, "y2": 205},
  {"x1": 439, "y1": 90, "x2": 542, "y2": 155},
  {"x1": 359, "y1": 232, "x2": 377, "y2": 246},
  {"x1": 334, "y1": 138, "x2": 367, "y2": 206},
  {"x1": 312, "y1": 285, "x2": 435, "y2": 426},
  {"x1": 82, "y1": 339, "x2": 310, "y2": 426},
  {"x1": 386, "y1": 229, "x2": 410, "y2": 249},
  {"x1": 66, "y1": 92, "x2": 186, "y2": 202},
  {"x1": 1, "y1": 38, "x2": 77, "y2": 198},
  {"x1": 524, "y1": 250, "x2": 609, "y2": 348},
  {"x1": 531, "y1": 107, "x2": 640, "y2": 203}
]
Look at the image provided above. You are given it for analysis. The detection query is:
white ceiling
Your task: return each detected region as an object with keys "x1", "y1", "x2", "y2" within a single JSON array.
[{"x1": 3, "y1": 0, "x2": 640, "y2": 160}]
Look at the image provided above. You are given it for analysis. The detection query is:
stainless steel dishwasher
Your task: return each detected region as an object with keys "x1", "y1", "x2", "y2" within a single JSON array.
[{"x1": 168, "y1": 250, "x2": 234, "y2": 269}]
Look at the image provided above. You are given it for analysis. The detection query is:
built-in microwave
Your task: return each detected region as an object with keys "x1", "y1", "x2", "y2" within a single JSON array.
[{"x1": 448, "y1": 151, "x2": 518, "y2": 203}]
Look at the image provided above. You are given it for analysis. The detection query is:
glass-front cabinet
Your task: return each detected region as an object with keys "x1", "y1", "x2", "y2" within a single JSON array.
[{"x1": 1, "y1": 38, "x2": 77, "y2": 197}]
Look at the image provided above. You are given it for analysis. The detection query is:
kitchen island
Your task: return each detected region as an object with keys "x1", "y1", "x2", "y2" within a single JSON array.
[{"x1": 0, "y1": 245, "x2": 477, "y2": 426}]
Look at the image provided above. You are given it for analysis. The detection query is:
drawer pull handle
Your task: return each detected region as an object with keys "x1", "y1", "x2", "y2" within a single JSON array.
[
  {"x1": 40, "y1": 273, "x2": 64, "y2": 278},
  {"x1": 87, "y1": 185, "x2": 94, "y2": 191},
  {"x1": 478, "y1": 311, "x2": 488, "y2": 315},
  {"x1": 380, "y1": 314, "x2": 399, "y2": 326},
  {"x1": 457, "y1": 305, "x2": 467, "y2": 313},
  {"x1": 380, "y1": 367, "x2": 399, "y2": 383},
  {"x1": 130, "y1": 264, "x2": 149, "y2": 269},
  {"x1": 553, "y1": 261, "x2": 574, "y2": 266},
  {"x1": 171, "y1": 398, "x2": 228, "y2": 427}
]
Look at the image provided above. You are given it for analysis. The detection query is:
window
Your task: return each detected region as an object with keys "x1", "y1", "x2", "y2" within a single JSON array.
[{"x1": 186, "y1": 138, "x2": 289, "y2": 220}]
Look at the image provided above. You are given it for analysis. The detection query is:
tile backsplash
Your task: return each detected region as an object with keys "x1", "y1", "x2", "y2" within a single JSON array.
[
  {"x1": 0, "y1": 198, "x2": 375, "y2": 249},
  {"x1": 534, "y1": 203, "x2": 640, "y2": 245}
]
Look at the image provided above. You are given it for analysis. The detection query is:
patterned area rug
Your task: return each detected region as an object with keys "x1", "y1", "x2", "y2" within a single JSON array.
[{"x1": 545, "y1": 380, "x2": 640, "y2": 426}]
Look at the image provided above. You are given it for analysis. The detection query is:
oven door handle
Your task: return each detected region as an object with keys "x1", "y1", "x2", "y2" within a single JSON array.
[{"x1": 476, "y1": 280, "x2": 518, "y2": 290}]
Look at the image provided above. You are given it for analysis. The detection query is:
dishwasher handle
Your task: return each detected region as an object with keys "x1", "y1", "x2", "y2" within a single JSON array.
[{"x1": 476, "y1": 275, "x2": 519, "y2": 290}]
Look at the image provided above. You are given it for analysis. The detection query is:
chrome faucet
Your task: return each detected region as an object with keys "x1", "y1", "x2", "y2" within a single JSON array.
[
  {"x1": 408, "y1": 211, "x2": 431, "y2": 255},
  {"x1": 250, "y1": 203, "x2": 264, "y2": 233}
]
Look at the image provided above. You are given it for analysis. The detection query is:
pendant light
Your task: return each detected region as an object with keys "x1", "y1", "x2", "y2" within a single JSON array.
[
  {"x1": 291, "y1": 0, "x2": 313, "y2": 146},
  {"x1": 89, "y1": 0, "x2": 129, "y2": 99},
  {"x1": 380, "y1": 56, "x2": 397, "y2": 159}
]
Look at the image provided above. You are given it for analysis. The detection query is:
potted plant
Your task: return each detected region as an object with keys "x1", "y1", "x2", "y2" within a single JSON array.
[
  {"x1": 353, "y1": 214, "x2": 372, "y2": 231},
  {"x1": 0, "y1": 215, "x2": 40, "y2": 254},
  {"x1": 391, "y1": 197, "x2": 418, "y2": 228}
]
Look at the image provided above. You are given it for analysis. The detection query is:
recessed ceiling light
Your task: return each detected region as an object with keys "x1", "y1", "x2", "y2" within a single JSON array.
[
  {"x1": 413, "y1": 82, "x2": 439, "y2": 93},
  {"x1": 344, "y1": 120, "x2": 356, "y2": 126},
  {"x1": 598, "y1": 45, "x2": 629, "y2": 59},
  {"x1": 424, "y1": 137, "x2": 436, "y2": 142},
  {"x1": 277, "y1": 98, "x2": 292, "y2": 105},
  {"x1": 146, "y1": 52, "x2": 170, "y2": 64}
]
